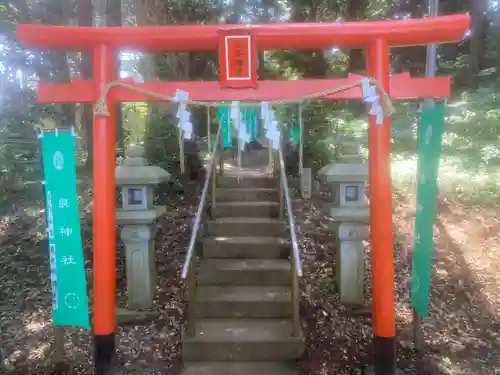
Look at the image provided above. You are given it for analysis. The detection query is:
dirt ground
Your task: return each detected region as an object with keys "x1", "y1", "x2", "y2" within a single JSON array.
[
  {"x1": 0, "y1": 183, "x2": 197, "y2": 375},
  {"x1": 1, "y1": 181, "x2": 500, "y2": 374},
  {"x1": 295, "y1": 189, "x2": 500, "y2": 375}
]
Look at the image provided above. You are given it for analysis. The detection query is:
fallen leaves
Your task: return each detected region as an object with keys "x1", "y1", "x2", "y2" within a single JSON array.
[
  {"x1": 3, "y1": 176, "x2": 500, "y2": 375},
  {"x1": 0, "y1": 182, "x2": 200, "y2": 375},
  {"x1": 294, "y1": 188, "x2": 500, "y2": 375}
]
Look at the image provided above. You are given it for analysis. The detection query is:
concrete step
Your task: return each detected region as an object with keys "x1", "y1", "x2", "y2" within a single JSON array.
[
  {"x1": 181, "y1": 362, "x2": 299, "y2": 375},
  {"x1": 203, "y1": 236, "x2": 290, "y2": 259},
  {"x1": 216, "y1": 201, "x2": 279, "y2": 218},
  {"x1": 217, "y1": 188, "x2": 279, "y2": 202},
  {"x1": 199, "y1": 259, "x2": 292, "y2": 286},
  {"x1": 182, "y1": 319, "x2": 305, "y2": 361},
  {"x1": 195, "y1": 286, "x2": 292, "y2": 318},
  {"x1": 218, "y1": 176, "x2": 278, "y2": 189},
  {"x1": 207, "y1": 218, "x2": 285, "y2": 237}
]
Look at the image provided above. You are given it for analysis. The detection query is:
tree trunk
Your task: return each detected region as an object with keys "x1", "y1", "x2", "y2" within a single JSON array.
[
  {"x1": 345, "y1": 0, "x2": 368, "y2": 73},
  {"x1": 46, "y1": 0, "x2": 75, "y2": 127},
  {"x1": 135, "y1": 0, "x2": 163, "y2": 120},
  {"x1": 226, "y1": 0, "x2": 245, "y2": 24},
  {"x1": 257, "y1": 0, "x2": 274, "y2": 80},
  {"x1": 77, "y1": 0, "x2": 94, "y2": 170},
  {"x1": 105, "y1": 0, "x2": 125, "y2": 155},
  {"x1": 469, "y1": 0, "x2": 488, "y2": 84},
  {"x1": 495, "y1": 1, "x2": 500, "y2": 75},
  {"x1": 290, "y1": 0, "x2": 328, "y2": 78},
  {"x1": 50, "y1": 52, "x2": 75, "y2": 126}
]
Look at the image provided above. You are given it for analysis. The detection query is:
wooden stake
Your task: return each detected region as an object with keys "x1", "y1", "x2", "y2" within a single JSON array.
[{"x1": 207, "y1": 107, "x2": 211, "y2": 154}]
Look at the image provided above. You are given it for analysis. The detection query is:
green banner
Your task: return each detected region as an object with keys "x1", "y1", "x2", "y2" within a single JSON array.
[
  {"x1": 217, "y1": 105, "x2": 232, "y2": 148},
  {"x1": 242, "y1": 107, "x2": 258, "y2": 142},
  {"x1": 289, "y1": 127, "x2": 300, "y2": 145},
  {"x1": 42, "y1": 130, "x2": 90, "y2": 329},
  {"x1": 411, "y1": 102, "x2": 446, "y2": 318}
]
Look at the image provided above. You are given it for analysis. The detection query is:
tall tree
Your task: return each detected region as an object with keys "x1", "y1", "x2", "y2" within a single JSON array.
[
  {"x1": 33, "y1": 0, "x2": 75, "y2": 126},
  {"x1": 287, "y1": 0, "x2": 332, "y2": 78},
  {"x1": 257, "y1": 0, "x2": 279, "y2": 79},
  {"x1": 226, "y1": 0, "x2": 246, "y2": 23},
  {"x1": 494, "y1": 1, "x2": 500, "y2": 74},
  {"x1": 77, "y1": 0, "x2": 94, "y2": 169},
  {"x1": 469, "y1": 0, "x2": 488, "y2": 84},
  {"x1": 345, "y1": 0, "x2": 368, "y2": 73},
  {"x1": 105, "y1": 0, "x2": 125, "y2": 154}
]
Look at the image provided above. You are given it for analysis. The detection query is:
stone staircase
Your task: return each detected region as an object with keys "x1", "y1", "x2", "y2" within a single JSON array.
[{"x1": 181, "y1": 174, "x2": 305, "y2": 375}]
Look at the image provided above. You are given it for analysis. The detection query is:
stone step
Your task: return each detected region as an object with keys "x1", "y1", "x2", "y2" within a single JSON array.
[
  {"x1": 181, "y1": 362, "x2": 299, "y2": 375},
  {"x1": 216, "y1": 188, "x2": 279, "y2": 202},
  {"x1": 199, "y1": 259, "x2": 291, "y2": 286},
  {"x1": 207, "y1": 218, "x2": 285, "y2": 237},
  {"x1": 203, "y1": 236, "x2": 290, "y2": 259},
  {"x1": 182, "y1": 319, "x2": 305, "y2": 361},
  {"x1": 216, "y1": 201, "x2": 279, "y2": 218},
  {"x1": 218, "y1": 176, "x2": 278, "y2": 189},
  {"x1": 195, "y1": 286, "x2": 292, "y2": 318}
]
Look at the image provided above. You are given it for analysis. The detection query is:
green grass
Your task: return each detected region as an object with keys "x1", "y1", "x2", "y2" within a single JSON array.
[{"x1": 392, "y1": 155, "x2": 500, "y2": 208}]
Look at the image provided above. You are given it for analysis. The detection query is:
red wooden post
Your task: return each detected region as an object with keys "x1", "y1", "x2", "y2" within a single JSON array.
[
  {"x1": 366, "y1": 39, "x2": 397, "y2": 374},
  {"x1": 92, "y1": 44, "x2": 117, "y2": 375}
]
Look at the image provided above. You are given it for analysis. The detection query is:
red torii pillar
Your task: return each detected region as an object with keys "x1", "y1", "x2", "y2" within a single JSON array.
[{"x1": 17, "y1": 13, "x2": 469, "y2": 375}]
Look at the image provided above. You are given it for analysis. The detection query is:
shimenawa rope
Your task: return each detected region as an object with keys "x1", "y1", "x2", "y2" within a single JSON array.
[{"x1": 93, "y1": 79, "x2": 395, "y2": 118}]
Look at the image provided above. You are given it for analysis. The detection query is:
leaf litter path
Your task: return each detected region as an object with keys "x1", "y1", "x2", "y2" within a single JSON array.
[
  {"x1": 293, "y1": 191, "x2": 500, "y2": 375},
  {"x1": 1, "y1": 181, "x2": 500, "y2": 375},
  {"x1": 0, "y1": 183, "x2": 199, "y2": 375}
]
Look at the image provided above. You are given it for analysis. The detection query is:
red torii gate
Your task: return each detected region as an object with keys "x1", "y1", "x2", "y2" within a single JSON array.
[{"x1": 17, "y1": 13, "x2": 469, "y2": 375}]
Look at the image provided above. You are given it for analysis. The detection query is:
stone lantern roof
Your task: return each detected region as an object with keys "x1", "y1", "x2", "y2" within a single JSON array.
[
  {"x1": 115, "y1": 145, "x2": 170, "y2": 226},
  {"x1": 317, "y1": 163, "x2": 368, "y2": 183},
  {"x1": 116, "y1": 145, "x2": 171, "y2": 186}
]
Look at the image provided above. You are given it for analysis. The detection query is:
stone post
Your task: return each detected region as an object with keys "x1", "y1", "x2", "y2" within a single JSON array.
[
  {"x1": 116, "y1": 146, "x2": 170, "y2": 310},
  {"x1": 318, "y1": 141, "x2": 369, "y2": 305}
]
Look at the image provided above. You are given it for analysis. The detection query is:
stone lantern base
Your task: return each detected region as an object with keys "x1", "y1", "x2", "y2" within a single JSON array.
[
  {"x1": 121, "y1": 225, "x2": 157, "y2": 310},
  {"x1": 115, "y1": 145, "x2": 170, "y2": 312},
  {"x1": 318, "y1": 142, "x2": 369, "y2": 306},
  {"x1": 332, "y1": 222, "x2": 369, "y2": 305}
]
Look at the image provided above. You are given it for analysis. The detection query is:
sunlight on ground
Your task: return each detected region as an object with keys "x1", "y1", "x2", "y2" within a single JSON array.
[
  {"x1": 22, "y1": 311, "x2": 51, "y2": 334},
  {"x1": 395, "y1": 300, "x2": 413, "y2": 325},
  {"x1": 6, "y1": 349, "x2": 23, "y2": 367},
  {"x1": 25, "y1": 207, "x2": 44, "y2": 217},
  {"x1": 437, "y1": 356, "x2": 464, "y2": 375},
  {"x1": 24, "y1": 320, "x2": 49, "y2": 334},
  {"x1": 392, "y1": 156, "x2": 500, "y2": 205},
  {"x1": 27, "y1": 342, "x2": 51, "y2": 361}
]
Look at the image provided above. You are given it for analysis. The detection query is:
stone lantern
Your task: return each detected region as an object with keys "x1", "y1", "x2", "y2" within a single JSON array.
[
  {"x1": 116, "y1": 145, "x2": 170, "y2": 310},
  {"x1": 317, "y1": 141, "x2": 369, "y2": 305}
]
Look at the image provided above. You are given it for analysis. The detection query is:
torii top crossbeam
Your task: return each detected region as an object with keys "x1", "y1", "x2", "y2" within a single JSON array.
[
  {"x1": 17, "y1": 13, "x2": 469, "y2": 375},
  {"x1": 18, "y1": 14, "x2": 468, "y2": 51}
]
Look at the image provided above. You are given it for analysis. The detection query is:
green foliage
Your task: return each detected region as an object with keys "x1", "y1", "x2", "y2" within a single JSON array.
[
  {"x1": 2, "y1": 0, "x2": 500, "y2": 210},
  {"x1": 143, "y1": 113, "x2": 202, "y2": 181},
  {"x1": 123, "y1": 102, "x2": 148, "y2": 144},
  {"x1": 319, "y1": 276, "x2": 338, "y2": 295},
  {"x1": 0, "y1": 86, "x2": 62, "y2": 209},
  {"x1": 444, "y1": 84, "x2": 500, "y2": 171},
  {"x1": 144, "y1": 114, "x2": 181, "y2": 175}
]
